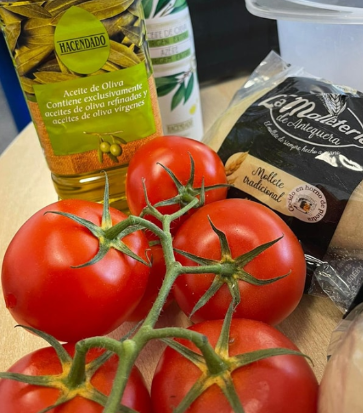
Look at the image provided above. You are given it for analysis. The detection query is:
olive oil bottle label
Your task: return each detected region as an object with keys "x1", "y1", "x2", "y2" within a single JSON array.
[
  {"x1": 54, "y1": 6, "x2": 111, "y2": 75},
  {"x1": 0, "y1": 0, "x2": 162, "y2": 176},
  {"x1": 34, "y1": 63, "x2": 155, "y2": 156},
  {"x1": 143, "y1": 0, "x2": 203, "y2": 141}
]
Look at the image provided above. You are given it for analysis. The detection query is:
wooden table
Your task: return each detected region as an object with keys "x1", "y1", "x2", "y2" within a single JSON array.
[{"x1": 0, "y1": 75, "x2": 343, "y2": 389}]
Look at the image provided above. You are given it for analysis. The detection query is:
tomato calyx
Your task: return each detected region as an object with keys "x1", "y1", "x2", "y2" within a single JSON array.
[
  {"x1": 175, "y1": 217, "x2": 290, "y2": 317},
  {"x1": 0, "y1": 326, "x2": 138, "y2": 413},
  {"x1": 149, "y1": 154, "x2": 230, "y2": 210},
  {"x1": 46, "y1": 174, "x2": 150, "y2": 268},
  {"x1": 161, "y1": 304, "x2": 309, "y2": 413}
]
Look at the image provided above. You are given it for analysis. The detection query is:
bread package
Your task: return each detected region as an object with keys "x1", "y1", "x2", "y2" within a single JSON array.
[{"x1": 204, "y1": 52, "x2": 363, "y2": 312}]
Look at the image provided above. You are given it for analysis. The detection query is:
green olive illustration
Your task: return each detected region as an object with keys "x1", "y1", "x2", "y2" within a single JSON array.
[
  {"x1": 100, "y1": 141, "x2": 111, "y2": 153},
  {"x1": 110, "y1": 143, "x2": 122, "y2": 157}
]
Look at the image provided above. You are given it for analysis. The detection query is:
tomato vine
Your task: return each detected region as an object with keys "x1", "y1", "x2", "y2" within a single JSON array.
[{"x1": 0, "y1": 146, "x2": 313, "y2": 413}]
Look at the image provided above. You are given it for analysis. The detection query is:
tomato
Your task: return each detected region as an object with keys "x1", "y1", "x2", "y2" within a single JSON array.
[
  {"x1": 125, "y1": 135, "x2": 228, "y2": 238},
  {"x1": 0, "y1": 343, "x2": 152, "y2": 413},
  {"x1": 1, "y1": 199, "x2": 150, "y2": 342},
  {"x1": 151, "y1": 318, "x2": 318, "y2": 413},
  {"x1": 172, "y1": 198, "x2": 306, "y2": 325},
  {"x1": 127, "y1": 244, "x2": 173, "y2": 322}
]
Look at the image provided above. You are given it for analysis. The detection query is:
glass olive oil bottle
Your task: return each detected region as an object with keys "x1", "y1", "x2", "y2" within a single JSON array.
[{"x1": 0, "y1": 0, "x2": 162, "y2": 212}]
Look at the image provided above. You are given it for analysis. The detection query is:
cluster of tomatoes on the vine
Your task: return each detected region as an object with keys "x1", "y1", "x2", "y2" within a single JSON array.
[{"x1": 0, "y1": 136, "x2": 318, "y2": 413}]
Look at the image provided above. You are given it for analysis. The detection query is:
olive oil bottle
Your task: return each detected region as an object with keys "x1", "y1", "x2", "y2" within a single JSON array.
[
  {"x1": 142, "y1": 0, "x2": 203, "y2": 141},
  {"x1": 0, "y1": 0, "x2": 162, "y2": 212}
]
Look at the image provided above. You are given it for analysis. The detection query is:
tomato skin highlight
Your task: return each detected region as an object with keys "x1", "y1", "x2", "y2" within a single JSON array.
[
  {"x1": 0, "y1": 343, "x2": 152, "y2": 413},
  {"x1": 151, "y1": 318, "x2": 318, "y2": 413},
  {"x1": 1, "y1": 199, "x2": 150, "y2": 342},
  {"x1": 125, "y1": 135, "x2": 228, "y2": 238},
  {"x1": 173, "y1": 198, "x2": 306, "y2": 325}
]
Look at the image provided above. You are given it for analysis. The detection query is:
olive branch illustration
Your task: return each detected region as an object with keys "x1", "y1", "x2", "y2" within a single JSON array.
[
  {"x1": 155, "y1": 70, "x2": 194, "y2": 111},
  {"x1": 142, "y1": 0, "x2": 187, "y2": 18},
  {"x1": 84, "y1": 130, "x2": 127, "y2": 164}
]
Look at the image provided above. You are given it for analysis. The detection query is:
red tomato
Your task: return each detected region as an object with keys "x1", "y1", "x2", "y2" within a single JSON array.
[
  {"x1": 0, "y1": 343, "x2": 152, "y2": 413},
  {"x1": 127, "y1": 244, "x2": 172, "y2": 322},
  {"x1": 173, "y1": 199, "x2": 306, "y2": 325},
  {"x1": 1, "y1": 199, "x2": 150, "y2": 342},
  {"x1": 125, "y1": 135, "x2": 228, "y2": 238},
  {"x1": 151, "y1": 318, "x2": 318, "y2": 413}
]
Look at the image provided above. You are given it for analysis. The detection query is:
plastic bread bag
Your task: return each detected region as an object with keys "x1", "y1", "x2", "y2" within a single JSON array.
[
  {"x1": 203, "y1": 51, "x2": 363, "y2": 313},
  {"x1": 318, "y1": 302, "x2": 363, "y2": 413}
]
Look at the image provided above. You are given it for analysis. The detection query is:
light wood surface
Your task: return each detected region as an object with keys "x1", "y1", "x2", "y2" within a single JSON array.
[{"x1": 0, "y1": 75, "x2": 343, "y2": 390}]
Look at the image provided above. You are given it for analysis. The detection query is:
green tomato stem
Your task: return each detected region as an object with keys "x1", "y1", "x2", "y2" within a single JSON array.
[
  {"x1": 104, "y1": 215, "x2": 166, "y2": 242},
  {"x1": 67, "y1": 337, "x2": 124, "y2": 389},
  {"x1": 140, "y1": 327, "x2": 228, "y2": 375},
  {"x1": 102, "y1": 194, "x2": 229, "y2": 409},
  {"x1": 103, "y1": 340, "x2": 138, "y2": 413},
  {"x1": 178, "y1": 264, "x2": 223, "y2": 275},
  {"x1": 134, "y1": 197, "x2": 201, "y2": 329}
]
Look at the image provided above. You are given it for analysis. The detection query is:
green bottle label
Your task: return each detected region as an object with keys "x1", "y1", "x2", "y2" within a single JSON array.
[
  {"x1": 54, "y1": 6, "x2": 110, "y2": 75},
  {"x1": 33, "y1": 63, "x2": 156, "y2": 156}
]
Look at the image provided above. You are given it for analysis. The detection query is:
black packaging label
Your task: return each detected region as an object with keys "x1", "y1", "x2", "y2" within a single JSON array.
[{"x1": 218, "y1": 77, "x2": 363, "y2": 280}]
